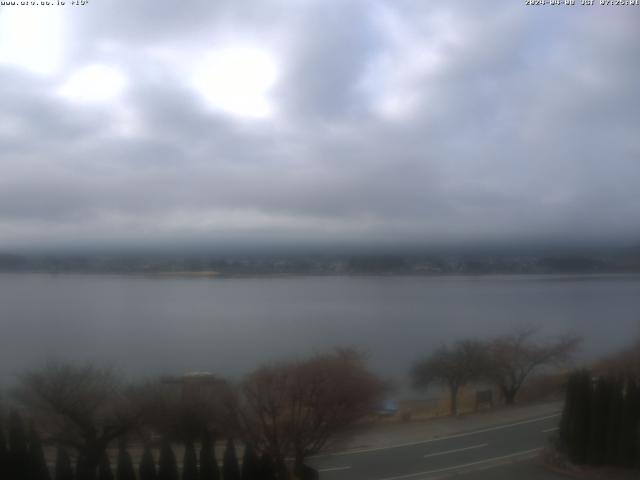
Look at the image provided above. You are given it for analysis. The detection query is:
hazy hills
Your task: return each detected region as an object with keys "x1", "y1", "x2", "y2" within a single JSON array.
[{"x1": 1, "y1": 247, "x2": 640, "y2": 276}]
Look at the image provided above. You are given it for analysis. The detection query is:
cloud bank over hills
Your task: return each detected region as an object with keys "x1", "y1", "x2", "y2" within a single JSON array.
[{"x1": 0, "y1": 1, "x2": 639, "y2": 251}]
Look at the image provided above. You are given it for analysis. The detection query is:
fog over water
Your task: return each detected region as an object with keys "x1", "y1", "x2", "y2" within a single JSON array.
[{"x1": 2, "y1": 273, "x2": 638, "y2": 390}]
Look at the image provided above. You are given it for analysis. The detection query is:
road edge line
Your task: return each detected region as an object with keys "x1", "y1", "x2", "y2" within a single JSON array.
[
  {"x1": 375, "y1": 447, "x2": 543, "y2": 480},
  {"x1": 314, "y1": 413, "x2": 560, "y2": 458}
]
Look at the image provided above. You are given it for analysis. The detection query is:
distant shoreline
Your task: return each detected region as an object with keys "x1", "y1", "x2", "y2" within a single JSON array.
[
  {"x1": 2, "y1": 270, "x2": 640, "y2": 280},
  {"x1": 148, "y1": 270, "x2": 221, "y2": 278},
  {"x1": 2, "y1": 250, "x2": 639, "y2": 278}
]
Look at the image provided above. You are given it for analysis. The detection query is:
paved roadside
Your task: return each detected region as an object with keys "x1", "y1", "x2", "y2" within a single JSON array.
[
  {"x1": 308, "y1": 401, "x2": 567, "y2": 479},
  {"x1": 323, "y1": 401, "x2": 563, "y2": 455},
  {"x1": 449, "y1": 458, "x2": 569, "y2": 480}
]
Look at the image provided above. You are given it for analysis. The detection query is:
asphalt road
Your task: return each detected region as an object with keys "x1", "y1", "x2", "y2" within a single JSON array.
[{"x1": 309, "y1": 413, "x2": 564, "y2": 480}]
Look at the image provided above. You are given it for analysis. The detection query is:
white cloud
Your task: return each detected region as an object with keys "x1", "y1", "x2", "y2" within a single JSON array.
[
  {"x1": 57, "y1": 64, "x2": 128, "y2": 103},
  {"x1": 362, "y1": 5, "x2": 458, "y2": 121},
  {"x1": 0, "y1": 6, "x2": 66, "y2": 75},
  {"x1": 191, "y1": 46, "x2": 279, "y2": 119}
]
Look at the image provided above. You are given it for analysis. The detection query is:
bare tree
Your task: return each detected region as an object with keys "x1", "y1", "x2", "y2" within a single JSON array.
[
  {"x1": 412, "y1": 340, "x2": 486, "y2": 416},
  {"x1": 140, "y1": 374, "x2": 231, "y2": 443},
  {"x1": 485, "y1": 327, "x2": 580, "y2": 405},
  {"x1": 15, "y1": 362, "x2": 146, "y2": 480},
  {"x1": 232, "y1": 349, "x2": 385, "y2": 477}
]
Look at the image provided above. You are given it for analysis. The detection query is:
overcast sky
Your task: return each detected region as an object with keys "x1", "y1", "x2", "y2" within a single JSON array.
[{"x1": 0, "y1": 0, "x2": 639, "y2": 252}]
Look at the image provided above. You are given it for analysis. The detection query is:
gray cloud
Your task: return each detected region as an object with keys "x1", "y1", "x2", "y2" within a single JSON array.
[
  {"x1": 0, "y1": 0, "x2": 639, "y2": 250},
  {"x1": 275, "y1": 0, "x2": 381, "y2": 119}
]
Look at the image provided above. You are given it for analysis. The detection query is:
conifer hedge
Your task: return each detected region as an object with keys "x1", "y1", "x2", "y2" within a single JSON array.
[{"x1": 559, "y1": 370, "x2": 640, "y2": 469}]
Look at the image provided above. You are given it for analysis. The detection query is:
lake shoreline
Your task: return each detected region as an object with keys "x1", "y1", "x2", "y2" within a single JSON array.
[{"x1": 2, "y1": 270, "x2": 640, "y2": 280}]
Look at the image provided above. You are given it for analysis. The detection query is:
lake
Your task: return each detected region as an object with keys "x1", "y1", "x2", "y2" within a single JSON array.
[{"x1": 1, "y1": 273, "x2": 638, "y2": 388}]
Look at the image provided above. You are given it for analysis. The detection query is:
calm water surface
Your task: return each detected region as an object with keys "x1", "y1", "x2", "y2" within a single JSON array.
[{"x1": 1, "y1": 273, "x2": 639, "y2": 386}]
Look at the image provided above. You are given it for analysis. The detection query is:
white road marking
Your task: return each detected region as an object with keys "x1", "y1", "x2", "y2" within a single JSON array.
[
  {"x1": 314, "y1": 413, "x2": 560, "y2": 457},
  {"x1": 318, "y1": 466, "x2": 352, "y2": 473},
  {"x1": 423, "y1": 443, "x2": 487, "y2": 458},
  {"x1": 376, "y1": 447, "x2": 543, "y2": 480},
  {"x1": 542, "y1": 427, "x2": 558, "y2": 433}
]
